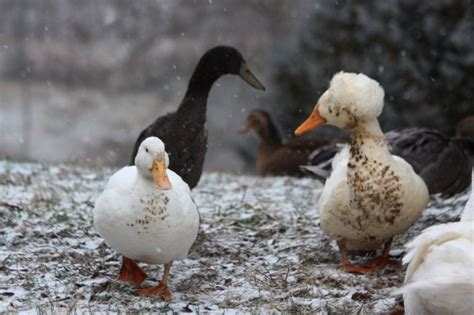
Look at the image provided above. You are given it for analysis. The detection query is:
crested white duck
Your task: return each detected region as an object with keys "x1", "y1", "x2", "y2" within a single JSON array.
[
  {"x1": 94, "y1": 137, "x2": 199, "y2": 299},
  {"x1": 398, "y1": 170, "x2": 474, "y2": 314},
  {"x1": 294, "y1": 72, "x2": 429, "y2": 273}
]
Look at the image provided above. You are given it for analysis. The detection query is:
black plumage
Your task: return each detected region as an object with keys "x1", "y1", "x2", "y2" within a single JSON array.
[
  {"x1": 130, "y1": 46, "x2": 265, "y2": 188},
  {"x1": 385, "y1": 128, "x2": 472, "y2": 196}
]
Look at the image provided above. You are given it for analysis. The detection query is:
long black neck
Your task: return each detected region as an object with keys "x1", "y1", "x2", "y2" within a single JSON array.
[{"x1": 177, "y1": 61, "x2": 223, "y2": 115}]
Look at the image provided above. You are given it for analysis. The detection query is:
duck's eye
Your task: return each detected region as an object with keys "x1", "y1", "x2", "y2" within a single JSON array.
[{"x1": 145, "y1": 148, "x2": 149, "y2": 153}]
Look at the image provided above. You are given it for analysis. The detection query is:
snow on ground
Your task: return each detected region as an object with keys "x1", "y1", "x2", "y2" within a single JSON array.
[{"x1": 0, "y1": 160, "x2": 469, "y2": 313}]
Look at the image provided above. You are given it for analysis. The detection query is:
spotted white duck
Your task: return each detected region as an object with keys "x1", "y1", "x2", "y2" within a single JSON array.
[
  {"x1": 94, "y1": 137, "x2": 199, "y2": 299},
  {"x1": 294, "y1": 72, "x2": 429, "y2": 273},
  {"x1": 396, "y1": 169, "x2": 474, "y2": 315}
]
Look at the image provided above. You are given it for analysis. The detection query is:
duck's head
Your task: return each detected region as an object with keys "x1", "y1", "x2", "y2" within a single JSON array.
[
  {"x1": 197, "y1": 46, "x2": 265, "y2": 90},
  {"x1": 135, "y1": 137, "x2": 172, "y2": 190},
  {"x1": 239, "y1": 110, "x2": 273, "y2": 135},
  {"x1": 295, "y1": 72, "x2": 384, "y2": 136}
]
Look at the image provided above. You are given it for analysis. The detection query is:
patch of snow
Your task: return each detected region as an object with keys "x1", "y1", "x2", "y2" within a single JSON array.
[{"x1": 0, "y1": 160, "x2": 470, "y2": 313}]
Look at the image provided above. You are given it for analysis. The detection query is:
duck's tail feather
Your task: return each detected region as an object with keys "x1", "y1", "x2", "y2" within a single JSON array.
[{"x1": 300, "y1": 144, "x2": 345, "y2": 180}]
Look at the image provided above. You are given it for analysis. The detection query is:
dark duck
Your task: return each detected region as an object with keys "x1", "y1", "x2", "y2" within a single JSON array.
[
  {"x1": 385, "y1": 128, "x2": 473, "y2": 196},
  {"x1": 239, "y1": 110, "x2": 347, "y2": 176},
  {"x1": 130, "y1": 46, "x2": 265, "y2": 188}
]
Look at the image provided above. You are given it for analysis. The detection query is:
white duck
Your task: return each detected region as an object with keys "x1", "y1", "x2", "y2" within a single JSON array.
[
  {"x1": 397, "y1": 170, "x2": 474, "y2": 315},
  {"x1": 294, "y1": 72, "x2": 429, "y2": 273},
  {"x1": 94, "y1": 137, "x2": 199, "y2": 299}
]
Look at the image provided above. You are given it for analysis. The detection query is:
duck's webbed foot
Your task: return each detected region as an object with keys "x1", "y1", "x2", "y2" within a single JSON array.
[
  {"x1": 137, "y1": 261, "x2": 173, "y2": 300},
  {"x1": 137, "y1": 282, "x2": 172, "y2": 300},
  {"x1": 337, "y1": 240, "x2": 373, "y2": 274},
  {"x1": 361, "y1": 238, "x2": 394, "y2": 270},
  {"x1": 117, "y1": 256, "x2": 148, "y2": 287}
]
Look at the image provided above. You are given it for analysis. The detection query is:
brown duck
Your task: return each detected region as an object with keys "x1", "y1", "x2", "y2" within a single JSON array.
[{"x1": 239, "y1": 110, "x2": 346, "y2": 176}]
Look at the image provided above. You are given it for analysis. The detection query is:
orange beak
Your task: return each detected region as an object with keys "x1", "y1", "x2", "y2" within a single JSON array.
[
  {"x1": 294, "y1": 106, "x2": 326, "y2": 137},
  {"x1": 152, "y1": 159, "x2": 172, "y2": 190}
]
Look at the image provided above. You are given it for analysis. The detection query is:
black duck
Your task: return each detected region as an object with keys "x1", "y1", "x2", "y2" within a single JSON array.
[{"x1": 130, "y1": 46, "x2": 265, "y2": 188}]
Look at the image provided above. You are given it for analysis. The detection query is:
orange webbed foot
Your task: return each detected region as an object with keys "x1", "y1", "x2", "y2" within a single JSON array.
[
  {"x1": 137, "y1": 283, "x2": 172, "y2": 300},
  {"x1": 343, "y1": 263, "x2": 374, "y2": 274},
  {"x1": 117, "y1": 256, "x2": 148, "y2": 287},
  {"x1": 361, "y1": 255, "x2": 392, "y2": 270},
  {"x1": 361, "y1": 238, "x2": 394, "y2": 271}
]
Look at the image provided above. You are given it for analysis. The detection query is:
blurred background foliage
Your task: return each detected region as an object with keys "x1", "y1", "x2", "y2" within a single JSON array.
[
  {"x1": 0, "y1": 0, "x2": 472, "y2": 172},
  {"x1": 269, "y1": 0, "x2": 474, "y2": 137}
]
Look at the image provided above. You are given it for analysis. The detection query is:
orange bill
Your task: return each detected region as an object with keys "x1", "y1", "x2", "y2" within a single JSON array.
[
  {"x1": 294, "y1": 106, "x2": 326, "y2": 136},
  {"x1": 152, "y1": 159, "x2": 172, "y2": 190}
]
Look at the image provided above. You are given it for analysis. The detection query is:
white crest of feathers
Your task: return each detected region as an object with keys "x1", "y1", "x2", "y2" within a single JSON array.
[{"x1": 328, "y1": 72, "x2": 385, "y2": 121}]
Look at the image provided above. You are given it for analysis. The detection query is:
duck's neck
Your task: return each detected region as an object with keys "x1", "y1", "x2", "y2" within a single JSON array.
[
  {"x1": 177, "y1": 62, "x2": 222, "y2": 116},
  {"x1": 257, "y1": 121, "x2": 283, "y2": 148},
  {"x1": 347, "y1": 119, "x2": 392, "y2": 172},
  {"x1": 346, "y1": 119, "x2": 402, "y2": 219},
  {"x1": 349, "y1": 120, "x2": 388, "y2": 153}
]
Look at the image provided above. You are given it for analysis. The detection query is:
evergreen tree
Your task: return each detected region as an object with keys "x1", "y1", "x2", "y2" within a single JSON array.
[{"x1": 270, "y1": 0, "x2": 474, "y2": 135}]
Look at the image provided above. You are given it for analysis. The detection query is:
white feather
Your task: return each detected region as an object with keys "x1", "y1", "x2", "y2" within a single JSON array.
[
  {"x1": 397, "y1": 179, "x2": 474, "y2": 315},
  {"x1": 313, "y1": 72, "x2": 429, "y2": 251},
  {"x1": 93, "y1": 137, "x2": 199, "y2": 265}
]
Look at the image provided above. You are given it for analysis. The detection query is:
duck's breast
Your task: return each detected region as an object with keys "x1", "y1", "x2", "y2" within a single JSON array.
[
  {"x1": 94, "y1": 171, "x2": 199, "y2": 264},
  {"x1": 318, "y1": 148, "x2": 429, "y2": 251}
]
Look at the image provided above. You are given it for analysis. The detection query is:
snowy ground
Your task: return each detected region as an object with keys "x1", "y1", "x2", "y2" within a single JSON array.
[{"x1": 0, "y1": 160, "x2": 469, "y2": 313}]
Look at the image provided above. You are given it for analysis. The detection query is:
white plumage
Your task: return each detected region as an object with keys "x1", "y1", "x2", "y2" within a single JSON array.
[
  {"x1": 93, "y1": 137, "x2": 199, "y2": 298},
  {"x1": 94, "y1": 168, "x2": 198, "y2": 264},
  {"x1": 398, "y1": 170, "x2": 474, "y2": 315},
  {"x1": 295, "y1": 72, "x2": 429, "y2": 272}
]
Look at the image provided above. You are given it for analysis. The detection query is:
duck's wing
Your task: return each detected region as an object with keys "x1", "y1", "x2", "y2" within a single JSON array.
[
  {"x1": 403, "y1": 221, "x2": 473, "y2": 282},
  {"x1": 386, "y1": 128, "x2": 472, "y2": 195},
  {"x1": 257, "y1": 146, "x2": 309, "y2": 176},
  {"x1": 104, "y1": 166, "x2": 136, "y2": 191},
  {"x1": 299, "y1": 144, "x2": 347, "y2": 180},
  {"x1": 285, "y1": 137, "x2": 332, "y2": 151},
  {"x1": 167, "y1": 169, "x2": 192, "y2": 197},
  {"x1": 402, "y1": 276, "x2": 474, "y2": 315},
  {"x1": 399, "y1": 222, "x2": 474, "y2": 314},
  {"x1": 453, "y1": 138, "x2": 474, "y2": 160}
]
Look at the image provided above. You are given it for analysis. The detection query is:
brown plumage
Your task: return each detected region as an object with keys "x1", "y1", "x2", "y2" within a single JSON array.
[
  {"x1": 239, "y1": 110, "x2": 346, "y2": 176},
  {"x1": 456, "y1": 115, "x2": 474, "y2": 140}
]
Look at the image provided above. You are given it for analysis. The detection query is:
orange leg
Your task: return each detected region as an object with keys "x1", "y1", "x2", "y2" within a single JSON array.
[
  {"x1": 361, "y1": 238, "x2": 393, "y2": 270},
  {"x1": 137, "y1": 261, "x2": 173, "y2": 300},
  {"x1": 117, "y1": 256, "x2": 148, "y2": 287},
  {"x1": 337, "y1": 240, "x2": 372, "y2": 274}
]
